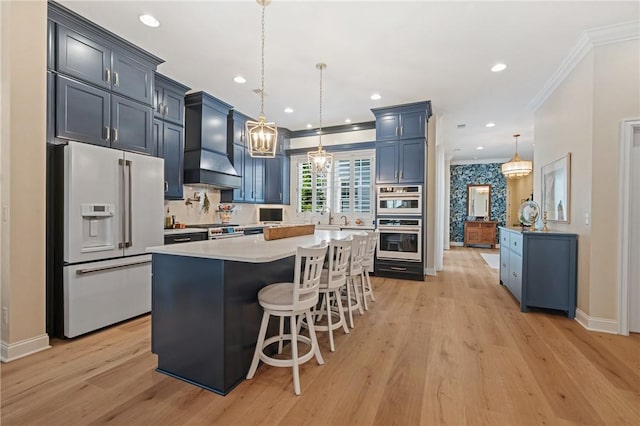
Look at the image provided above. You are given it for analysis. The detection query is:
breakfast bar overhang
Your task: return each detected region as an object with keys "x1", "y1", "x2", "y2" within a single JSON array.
[{"x1": 146, "y1": 229, "x2": 362, "y2": 395}]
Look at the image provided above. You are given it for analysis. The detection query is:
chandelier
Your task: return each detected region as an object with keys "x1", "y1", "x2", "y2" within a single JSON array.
[
  {"x1": 307, "y1": 63, "x2": 333, "y2": 176},
  {"x1": 501, "y1": 133, "x2": 532, "y2": 179},
  {"x1": 246, "y1": 0, "x2": 277, "y2": 158}
]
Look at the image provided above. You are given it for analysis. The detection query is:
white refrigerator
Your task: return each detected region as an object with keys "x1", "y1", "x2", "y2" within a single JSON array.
[{"x1": 62, "y1": 141, "x2": 163, "y2": 337}]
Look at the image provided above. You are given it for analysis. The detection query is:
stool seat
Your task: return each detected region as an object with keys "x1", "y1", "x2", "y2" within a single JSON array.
[{"x1": 259, "y1": 282, "x2": 318, "y2": 312}]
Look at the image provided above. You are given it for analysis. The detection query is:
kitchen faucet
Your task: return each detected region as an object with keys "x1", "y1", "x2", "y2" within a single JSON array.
[
  {"x1": 340, "y1": 215, "x2": 348, "y2": 226},
  {"x1": 320, "y1": 206, "x2": 333, "y2": 225}
]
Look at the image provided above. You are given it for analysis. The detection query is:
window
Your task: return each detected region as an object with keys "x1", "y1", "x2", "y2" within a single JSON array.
[{"x1": 295, "y1": 150, "x2": 374, "y2": 215}]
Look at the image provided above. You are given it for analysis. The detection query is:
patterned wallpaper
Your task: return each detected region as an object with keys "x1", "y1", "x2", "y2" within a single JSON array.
[{"x1": 450, "y1": 163, "x2": 506, "y2": 243}]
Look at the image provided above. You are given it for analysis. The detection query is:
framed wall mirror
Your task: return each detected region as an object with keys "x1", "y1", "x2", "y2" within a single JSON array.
[{"x1": 467, "y1": 184, "x2": 491, "y2": 219}]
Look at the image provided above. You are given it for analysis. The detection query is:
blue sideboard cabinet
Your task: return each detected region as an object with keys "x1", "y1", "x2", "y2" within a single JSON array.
[{"x1": 499, "y1": 227, "x2": 578, "y2": 318}]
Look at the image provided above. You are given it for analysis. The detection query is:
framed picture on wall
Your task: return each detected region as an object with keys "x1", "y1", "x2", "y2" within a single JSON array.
[{"x1": 541, "y1": 153, "x2": 571, "y2": 223}]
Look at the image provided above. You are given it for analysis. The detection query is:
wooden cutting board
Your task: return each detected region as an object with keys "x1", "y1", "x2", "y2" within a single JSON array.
[{"x1": 263, "y1": 224, "x2": 316, "y2": 241}]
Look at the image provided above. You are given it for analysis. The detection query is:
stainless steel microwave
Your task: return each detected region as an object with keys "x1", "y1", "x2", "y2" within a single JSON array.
[{"x1": 377, "y1": 185, "x2": 422, "y2": 216}]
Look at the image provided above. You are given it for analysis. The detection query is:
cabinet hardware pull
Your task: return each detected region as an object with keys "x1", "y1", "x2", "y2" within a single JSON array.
[
  {"x1": 400, "y1": 171, "x2": 404, "y2": 179},
  {"x1": 113, "y1": 128, "x2": 118, "y2": 143},
  {"x1": 502, "y1": 263, "x2": 507, "y2": 268},
  {"x1": 76, "y1": 259, "x2": 151, "y2": 275},
  {"x1": 105, "y1": 126, "x2": 110, "y2": 141},
  {"x1": 114, "y1": 72, "x2": 120, "y2": 87},
  {"x1": 389, "y1": 266, "x2": 407, "y2": 271},
  {"x1": 395, "y1": 126, "x2": 399, "y2": 136},
  {"x1": 164, "y1": 181, "x2": 168, "y2": 192},
  {"x1": 400, "y1": 125, "x2": 404, "y2": 135},
  {"x1": 105, "y1": 68, "x2": 110, "y2": 83},
  {"x1": 394, "y1": 171, "x2": 398, "y2": 179},
  {"x1": 164, "y1": 105, "x2": 169, "y2": 116},
  {"x1": 173, "y1": 238, "x2": 191, "y2": 242}
]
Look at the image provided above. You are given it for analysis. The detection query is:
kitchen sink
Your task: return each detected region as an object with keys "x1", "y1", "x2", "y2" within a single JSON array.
[{"x1": 314, "y1": 224, "x2": 342, "y2": 231}]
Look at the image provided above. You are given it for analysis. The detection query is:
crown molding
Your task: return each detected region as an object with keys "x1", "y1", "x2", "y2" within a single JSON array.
[
  {"x1": 528, "y1": 21, "x2": 639, "y2": 112},
  {"x1": 450, "y1": 158, "x2": 510, "y2": 166}
]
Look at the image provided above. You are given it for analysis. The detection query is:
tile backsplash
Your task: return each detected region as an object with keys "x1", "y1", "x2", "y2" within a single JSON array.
[{"x1": 164, "y1": 186, "x2": 297, "y2": 226}]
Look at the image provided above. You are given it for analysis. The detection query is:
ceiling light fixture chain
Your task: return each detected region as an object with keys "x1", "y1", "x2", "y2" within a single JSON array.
[
  {"x1": 246, "y1": 0, "x2": 277, "y2": 158},
  {"x1": 259, "y1": 0, "x2": 266, "y2": 117}
]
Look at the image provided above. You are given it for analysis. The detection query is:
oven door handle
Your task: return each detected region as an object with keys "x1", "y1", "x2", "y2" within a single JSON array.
[{"x1": 378, "y1": 227, "x2": 421, "y2": 232}]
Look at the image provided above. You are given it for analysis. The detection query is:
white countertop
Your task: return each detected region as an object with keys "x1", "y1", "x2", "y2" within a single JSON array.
[
  {"x1": 148, "y1": 230, "x2": 367, "y2": 263},
  {"x1": 164, "y1": 228, "x2": 208, "y2": 236}
]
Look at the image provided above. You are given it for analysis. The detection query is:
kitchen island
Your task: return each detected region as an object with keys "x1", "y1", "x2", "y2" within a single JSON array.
[{"x1": 146, "y1": 229, "x2": 364, "y2": 395}]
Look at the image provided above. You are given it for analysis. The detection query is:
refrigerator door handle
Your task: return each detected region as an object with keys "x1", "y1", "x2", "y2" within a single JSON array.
[
  {"x1": 126, "y1": 159, "x2": 133, "y2": 248},
  {"x1": 118, "y1": 158, "x2": 126, "y2": 249},
  {"x1": 75, "y1": 259, "x2": 151, "y2": 275}
]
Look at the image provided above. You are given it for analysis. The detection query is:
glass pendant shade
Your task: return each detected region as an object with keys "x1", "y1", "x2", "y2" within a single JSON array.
[
  {"x1": 501, "y1": 133, "x2": 532, "y2": 179},
  {"x1": 307, "y1": 142, "x2": 333, "y2": 176},
  {"x1": 246, "y1": 116, "x2": 277, "y2": 158}
]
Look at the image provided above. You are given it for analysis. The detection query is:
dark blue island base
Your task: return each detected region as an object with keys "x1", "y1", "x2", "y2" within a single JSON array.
[{"x1": 151, "y1": 253, "x2": 295, "y2": 395}]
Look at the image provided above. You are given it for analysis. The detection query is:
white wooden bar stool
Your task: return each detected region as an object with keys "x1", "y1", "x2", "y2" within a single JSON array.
[
  {"x1": 311, "y1": 238, "x2": 351, "y2": 352},
  {"x1": 361, "y1": 230, "x2": 379, "y2": 310},
  {"x1": 344, "y1": 233, "x2": 367, "y2": 328},
  {"x1": 246, "y1": 243, "x2": 327, "y2": 395}
]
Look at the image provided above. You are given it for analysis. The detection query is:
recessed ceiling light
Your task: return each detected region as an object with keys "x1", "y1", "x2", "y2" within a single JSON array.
[
  {"x1": 233, "y1": 76, "x2": 246, "y2": 84},
  {"x1": 370, "y1": 93, "x2": 382, "y2": 100},
  {"x1": 306, "y1": 124, "x2": 313, "y2": 129},
  {"x1": 457, "y1": 124, "x2": 466, "y2": 129},
  {"x1": 284, "y1": 107, "x2": 294, "y2": 113},
  {"x1": 477, "y1": 146, "x2": 484, "y2": 150},
  {"x1": 486, "y1": 122, "x2": 495, "y2": 128},
  {"x1": 454, "y1": 148, "x2": 461, "y2": 152},
  {"x1": 139, "y1": 14, "x2": 160, "y2": 28},
  {"x1": 345, "y1": 118, "x2": 351, "y2": 123},
  {"x1": 491, "y1": 63, "x2": 507, "y2": 72}
]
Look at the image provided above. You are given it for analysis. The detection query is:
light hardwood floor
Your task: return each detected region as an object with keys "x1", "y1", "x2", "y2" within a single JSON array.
[{"x1": 2, "y1": 248, "x2": 639, "y2": 425}]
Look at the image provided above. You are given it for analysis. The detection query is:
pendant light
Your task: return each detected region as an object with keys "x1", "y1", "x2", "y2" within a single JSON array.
[
  {"x1": 501, "y1": 133, "x2": 532, "y2": 179},
  {"x1": 246, "y1": 0, "x2": 277, "y2": 158},
  {"x1": 307, "y1": 63, "x2": 333, "y2": 176}
]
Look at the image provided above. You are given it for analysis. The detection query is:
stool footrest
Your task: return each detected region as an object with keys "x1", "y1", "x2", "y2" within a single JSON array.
[{"x1": 259, "y1": 334, "x2": 315, "y2": 367}]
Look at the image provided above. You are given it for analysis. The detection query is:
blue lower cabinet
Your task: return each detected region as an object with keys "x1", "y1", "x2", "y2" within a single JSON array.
[{"x1": 499, "y1": 227, "x2": 578, "y2": 318}]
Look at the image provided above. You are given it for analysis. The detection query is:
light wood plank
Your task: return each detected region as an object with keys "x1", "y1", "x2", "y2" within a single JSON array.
[{"x1": 2, "y1": 248, "x2": 639, "y2": 426}]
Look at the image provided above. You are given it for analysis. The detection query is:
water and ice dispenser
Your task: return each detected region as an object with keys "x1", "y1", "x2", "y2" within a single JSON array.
[{"x1": 80, "y1": 203, "x2": 115, "y2": 252}]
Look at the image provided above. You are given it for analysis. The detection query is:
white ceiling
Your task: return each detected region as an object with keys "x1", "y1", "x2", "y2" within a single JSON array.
[{"x1": 59, "y1": 1, "x2": 639, "y2": 162}]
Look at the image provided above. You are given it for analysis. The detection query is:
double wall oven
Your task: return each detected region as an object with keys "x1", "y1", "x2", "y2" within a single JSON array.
[{"x1": 375, "y1": 185, "x2": 424, "y2": 280}]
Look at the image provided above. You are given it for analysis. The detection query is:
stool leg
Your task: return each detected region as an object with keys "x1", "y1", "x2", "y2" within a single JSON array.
[
  {"x1": 360, "y1": 271, "x2": 369, "y2": 311},
  {"x1": 365, "y1": 269, "x2": 376, "y2": 301},
  {"x1": 337, "y1": 288, "x2": 350, "y2": 334},
  {"x1": 353, "y1": 274, "x2": 369, "y2": 315},
  {"x1": 290, "y1": 315, "x2": 301, "y2": 395},
  {"x1": 355, "y1": 276, "x2": 364, "y2": 315},
  {"x1": 278, "y1": 316, "x2": 284, "y2": 354},
  {"x1": 346, "y1": 277, "x2": 355, "y2": 328},
  {"x1": 305, "y1": 309, "x2": 325, "y2": 365},
  {"x1": 247, "y1": 311, "x2": 270, "y2": 379},
  {"x1": 326, "y1": 291, "x2": 335, "y2": 352}
]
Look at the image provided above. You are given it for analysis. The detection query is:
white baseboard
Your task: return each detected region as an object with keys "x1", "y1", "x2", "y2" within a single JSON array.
[
  {"x1": 425, "y1": 268, "x2": 436, "y2": 276},
  {"x1": 575, "y1": 308, "x2": 618, "y2": 334},
  {"x1": 450, "y1": 242, "x2": 464, "y2": 247},
  {"x1": 1, "y1": 334, "x2": 50, "y2": 362}
]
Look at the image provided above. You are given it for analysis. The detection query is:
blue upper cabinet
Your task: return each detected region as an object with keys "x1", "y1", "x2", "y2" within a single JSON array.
[
  {"x1": 375, "y1": 139, "x2": 424, "y2": 184},
  {"x1": 372, "y1": 102, "x2": 431, "y2": 141},
  {"x1": 56, "y1": 25, "x2": 112, "y2": 91},
  {"x1": 112, "y1": 51, "x2": 154, "y2": 105},
  {"x1": 154, "y1": 73, "x2": 189, "y2": 126},
  {"x1": 372, "y1": 101, "x2": 432, "y2": 184},
  {"x1": 48, "y1": 2, "x2": 163, "y2": 152}
]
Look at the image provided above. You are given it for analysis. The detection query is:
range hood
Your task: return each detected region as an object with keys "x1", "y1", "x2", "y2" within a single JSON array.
[{"x1": 183, "y1": 92, "x2": 241, "y2": 189}]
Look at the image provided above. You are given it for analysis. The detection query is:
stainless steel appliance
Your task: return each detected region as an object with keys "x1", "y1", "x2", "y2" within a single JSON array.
[
  {"x1": 187, "y1": 223, "x2": 246, "y2": 239},
  {"x1": 377, "y1": 218, "x2": 422, "y2": 261},
  {"x1": 58, "y1": 141, "x2": 163, "y2": 337},
  {"x1": 377, "y1": 185, "x2": 422, "y2": 215}
]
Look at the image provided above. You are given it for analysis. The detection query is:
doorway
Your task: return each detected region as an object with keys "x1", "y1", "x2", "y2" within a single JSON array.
[{"x1": 618, "y1": 119, "x2": 640, "y2": 335}]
